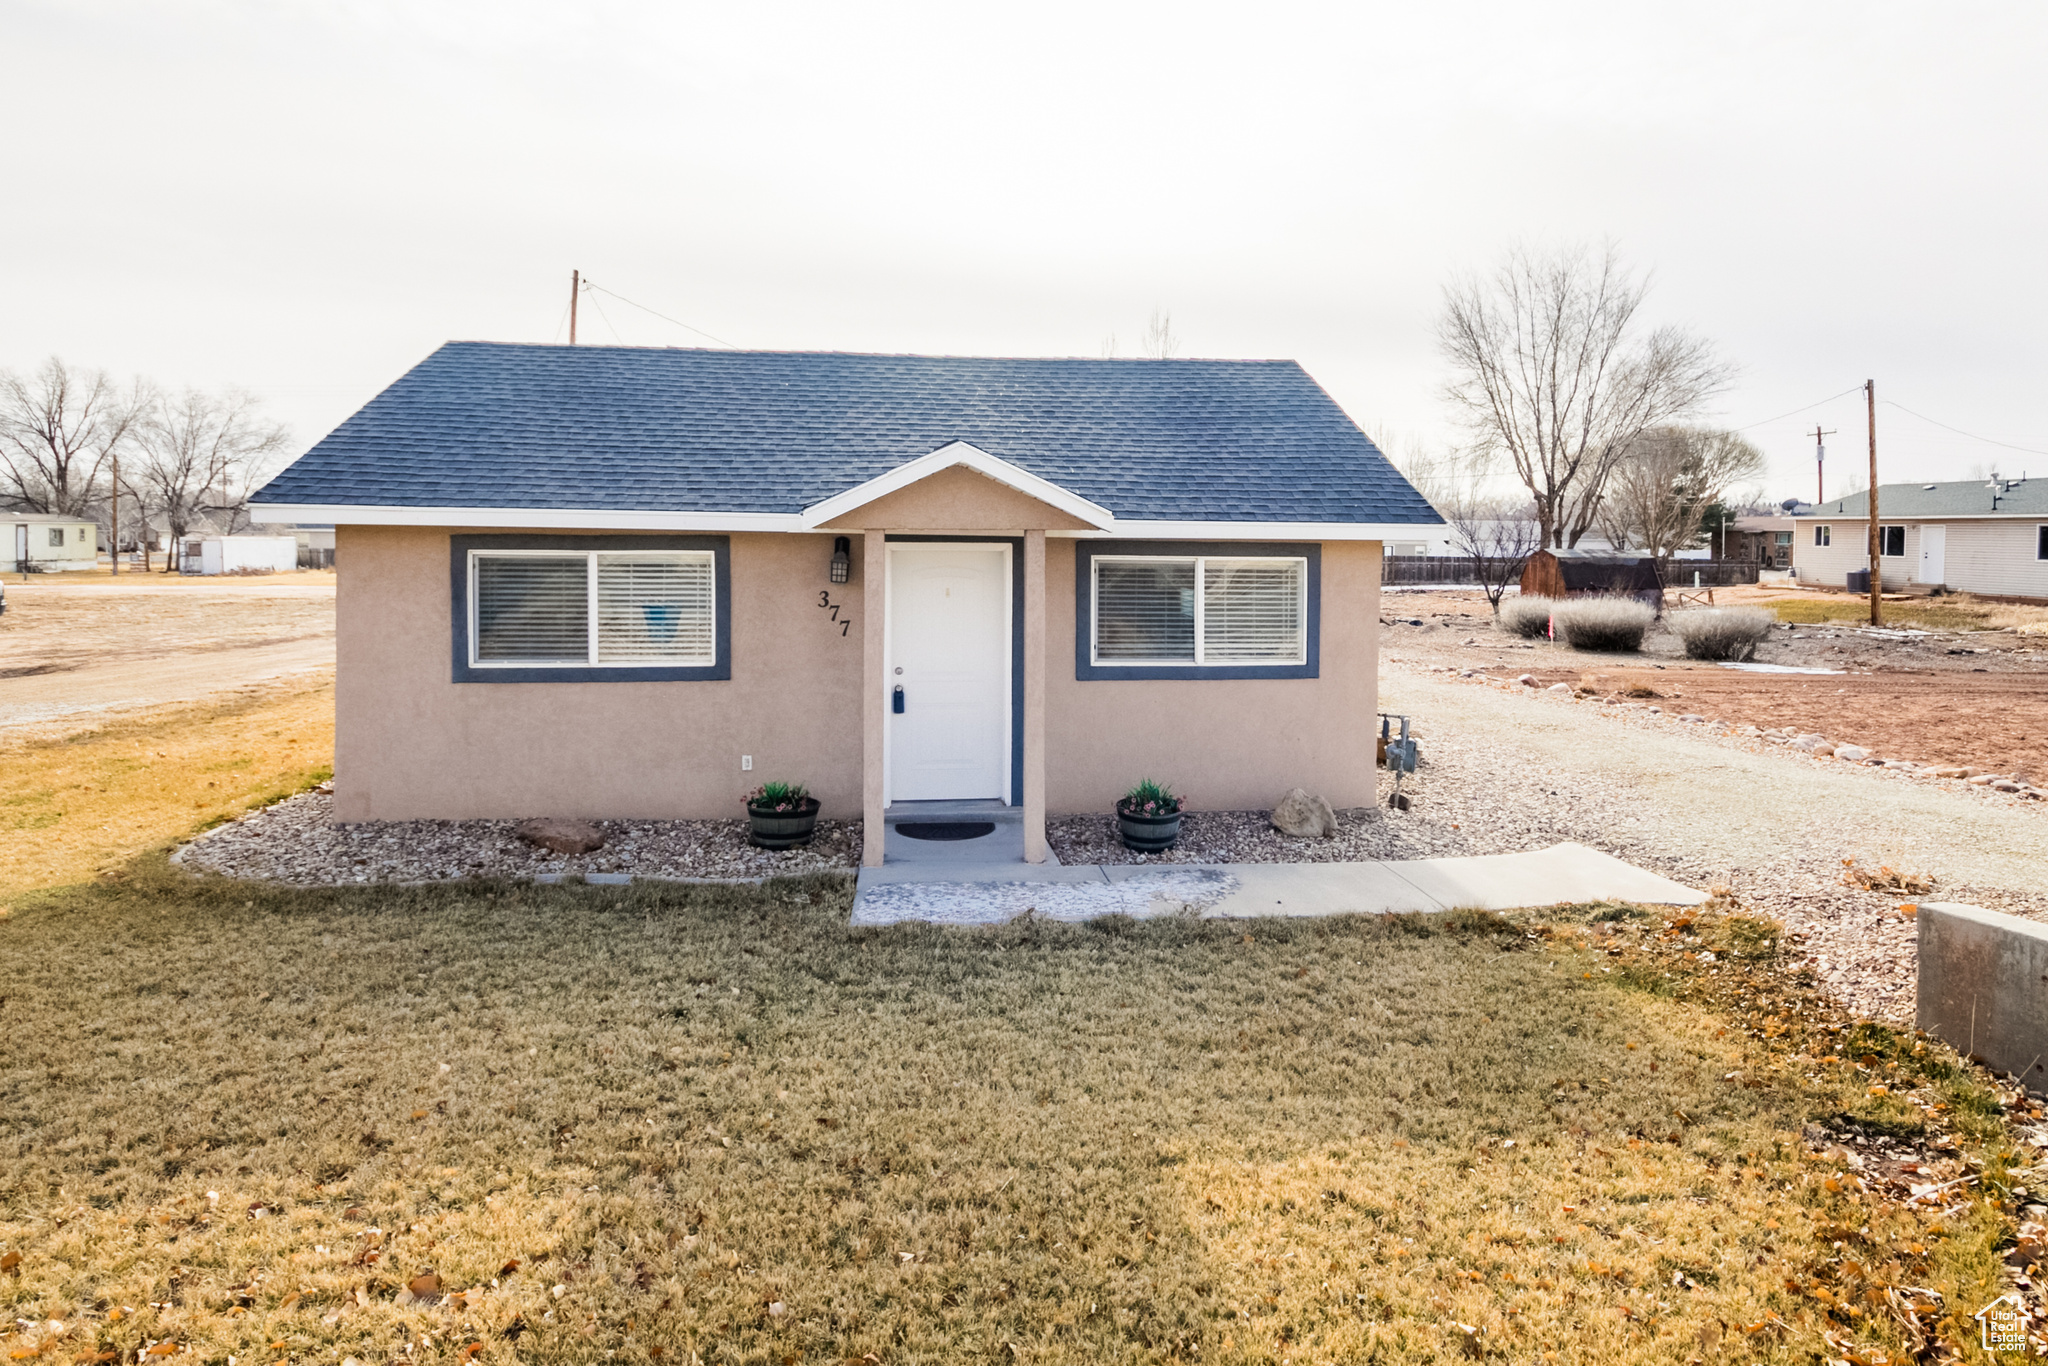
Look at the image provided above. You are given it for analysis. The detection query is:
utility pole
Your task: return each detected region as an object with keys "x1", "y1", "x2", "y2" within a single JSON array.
[
  {"x1": 569, "y1": 270, "x2": 580, "y2": 345},
  {"x1": 1812, "y1": 424, "x2": 1836, "y2": 505},
  {"x1": 109, "y1": 453, "x2": 119, "y2": 577},
  {"x1": 1866, "y1": 380, "x2": 1881, "y2": 627}
]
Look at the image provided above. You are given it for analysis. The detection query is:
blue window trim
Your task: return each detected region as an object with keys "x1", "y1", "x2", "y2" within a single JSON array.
[
  {"x1": 1074, "y1": 539, "x2": 1320, "y2": 681},
  {"x1": 449, "y1": 533, "x2": 731, "y2": 683},
  {"x1": 886, "y1": 535, "x2": 1024, "y2": 807}
]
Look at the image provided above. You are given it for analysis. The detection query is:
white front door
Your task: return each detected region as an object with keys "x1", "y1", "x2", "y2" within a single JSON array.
[
  {"x1": 1917, "y1": 525, "x2": 1946, "y2": 584},
  {"x1": 887, "y1": 543, "x2": 1011, "y2": 802}
]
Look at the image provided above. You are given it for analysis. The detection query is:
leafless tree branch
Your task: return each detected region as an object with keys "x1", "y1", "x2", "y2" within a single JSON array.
[{"x1": 1438, "y1": 243, "x2": 1734, "y2": 550}]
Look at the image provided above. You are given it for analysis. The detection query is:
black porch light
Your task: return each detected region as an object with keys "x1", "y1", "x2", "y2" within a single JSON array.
[{"x1": 829, "y1": 535, "x2": 851, "y2": 584}]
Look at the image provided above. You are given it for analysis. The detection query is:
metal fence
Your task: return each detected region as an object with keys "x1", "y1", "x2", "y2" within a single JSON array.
[
  {"x1": 298, "y1": 547, "x2": 335, "y2": 569},
  {"x1": 1381, "y1": 555, "x2": 1762, "y2": 588}
]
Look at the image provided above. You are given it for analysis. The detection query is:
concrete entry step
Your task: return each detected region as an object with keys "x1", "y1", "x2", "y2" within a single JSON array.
[{"x1": 882, "y1": 799, "x2": 1021, "y2": 824}]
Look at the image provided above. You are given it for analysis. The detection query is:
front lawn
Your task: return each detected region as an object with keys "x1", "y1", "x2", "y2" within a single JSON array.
[{"x1": 0, "y1": 866, "x2": 2023, "y2": 1364}]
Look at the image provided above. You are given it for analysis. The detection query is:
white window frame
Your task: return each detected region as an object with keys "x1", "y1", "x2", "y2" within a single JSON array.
[
  {"x1": 1879, "y1": 524, "x2": 1907, "y2": 558},
  {"x1": 1814, "y1": 524, "x2": 1831, "y2": 548},
  {"x1": 467, "y1": 548, "x2": 717, "y2": 670},
  {"x1": 2037, "y1": 525, "x2": 2048, "y2": 562},
  {"x1": 1089, "y1": 553, "x2": 1308, "y2": 668}
]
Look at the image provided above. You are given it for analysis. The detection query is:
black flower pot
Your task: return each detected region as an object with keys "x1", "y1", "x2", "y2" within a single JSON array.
[
  {"x1": 747, "y1": 797, "x2": 820, "y2": 849},
  {"x1": 1116, "y1": 805, "x2": 1182, "y2": 853}
]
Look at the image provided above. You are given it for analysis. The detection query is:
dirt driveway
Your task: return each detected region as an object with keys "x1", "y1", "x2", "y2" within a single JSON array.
[
  {"x1": 0, "y1": 572, "x2": 334, "y2": 735},
  {"x1": 1384, "y1": 586, "x2": 2048, "y2": 780}
]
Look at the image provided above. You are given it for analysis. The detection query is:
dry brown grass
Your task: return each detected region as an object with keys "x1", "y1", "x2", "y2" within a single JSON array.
[
  {"x1": 0, "y1": 678, "x2": 333, "y2": 899},
  {"x1": 0, "y1": 866, "x2": 2025, "y2": 1364},
  {"x1": 1768, "y1": 593, "x2": 2048, "y2": 634}
]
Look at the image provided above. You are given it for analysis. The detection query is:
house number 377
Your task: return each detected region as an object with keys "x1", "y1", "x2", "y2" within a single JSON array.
[{"x1": 818, "y1": 591, "x2": 852, "y2": 636}]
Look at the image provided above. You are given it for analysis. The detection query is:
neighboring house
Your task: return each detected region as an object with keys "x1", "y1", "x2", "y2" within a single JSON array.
[
  {"x1": 251, "y1": 342, "x2": 1443, "y2": 866},
  {"x1": 1727, "y1": 513, "x2": 1798, "y2": 569},
  {"x1": 5, "y1": 516, "x2": 99, "y2": 571},
  {"x1": 1789, "y1": 478, "x2": 2048, "y2": 598},
  {"x1": 177, "y1": 535, "x2": 300, "y2": 575}
]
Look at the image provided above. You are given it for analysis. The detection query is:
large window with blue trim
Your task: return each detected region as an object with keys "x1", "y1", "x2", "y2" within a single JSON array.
[
  {"x1": 1075, "y1": 540, "x2": 1320, "y2": 680},
  {"x1": 450, "y1": 534, "x2": 730, "y2": 683}
]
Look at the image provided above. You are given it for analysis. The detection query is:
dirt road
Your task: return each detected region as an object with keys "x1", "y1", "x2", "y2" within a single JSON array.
[{"x1": 0, "y1": 573, "x2": 335, "y2": 735}]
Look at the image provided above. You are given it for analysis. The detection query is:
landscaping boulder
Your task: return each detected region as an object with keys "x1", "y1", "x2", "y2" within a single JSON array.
[
  {"x1": 514, "y1": 818, "x2": 607, "y2": 855},
  {"x1": 1270, "y1": 788, "x2": 1338, "y2": 839},
  {"x1": 1834, "y1": 745, "x2": 1870, "y2": 763}
]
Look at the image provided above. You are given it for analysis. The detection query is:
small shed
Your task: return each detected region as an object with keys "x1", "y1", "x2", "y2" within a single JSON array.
[
  {"x1": 179, "y1": 535, "x2": 299, "y2": 575},
  {"x1": 1519, "y1": 549, "x2": 1665, "y2": 608}
]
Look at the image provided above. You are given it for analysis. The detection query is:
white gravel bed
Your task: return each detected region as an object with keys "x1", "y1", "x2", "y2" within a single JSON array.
[
  {"x1": 176, "y1": 791, "x2": 860, "y2": 884},
  {"x1": 851, "y1": 869, "x2": 1237, "y2": 926}
]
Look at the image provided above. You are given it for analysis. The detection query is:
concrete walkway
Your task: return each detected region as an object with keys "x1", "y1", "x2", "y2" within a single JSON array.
[{"x1": 849, "y1": 841, "x2": 1704, "y2": 927}]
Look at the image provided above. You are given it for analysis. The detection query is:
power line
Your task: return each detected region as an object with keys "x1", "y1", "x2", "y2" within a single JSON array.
[
  {"x1": 1879, "y1": 398, "x2": 2048, "y2": 458},
  {"x1": 1732, "y1": 385, "x2": 1865, "y2": 432},
  {"x1": 581, "y1": 280, "x2": 739, "y2": 349},
  {"x1": 584, "y1": 290, "x2": 626, "y2": 345}
]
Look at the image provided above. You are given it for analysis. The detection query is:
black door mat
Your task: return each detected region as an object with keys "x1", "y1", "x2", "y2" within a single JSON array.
[{"x1": 895, "y1": 821, "x2": 998, "y2": 841}]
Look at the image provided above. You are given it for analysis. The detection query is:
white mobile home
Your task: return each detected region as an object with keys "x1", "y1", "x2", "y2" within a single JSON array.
[
  {"x1": 1790, "y1": 478, "x2": 2048, "y2": 599},
  {"x1": 6, "y1": 517, "x2": 99, "y2": 571}
]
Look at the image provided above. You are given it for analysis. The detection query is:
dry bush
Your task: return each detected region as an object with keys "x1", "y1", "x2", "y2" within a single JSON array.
[
  {"x1": 1552, "y1": 596, "x2": 1655, "y2": 652},
  {"x1": 1495, "y1": 593, "x2": 1557, "y2": 638},
  {"x1": 1668, "y1": 605, "x2": 1774, "y2": 661},
  {"x1": 0, "y1": 867, "x2": 2017, "y2": 1365}
]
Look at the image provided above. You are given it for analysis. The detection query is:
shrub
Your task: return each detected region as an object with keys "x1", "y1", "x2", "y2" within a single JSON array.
[
  {"x1": 1668, "y1": 606, "x2": 1774, "y2": 661},
  {"x1": 1495, "y1": 594, "x2": 1558, "y2": 639},
  {"x1": 1552, "y1": 596, "x2": 1655, "y2": 652},
  {"x1": 1118, "y1": 778, "x2": 1183, "y2": 816},
  {"x1": 746, "y1": 781, "x2": 812, "y2": 812}
]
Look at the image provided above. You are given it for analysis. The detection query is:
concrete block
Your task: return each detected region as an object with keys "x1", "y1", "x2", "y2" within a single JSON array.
[{"x1": 1918, "y1": 902, "x2": 2048, "y2": 1085}]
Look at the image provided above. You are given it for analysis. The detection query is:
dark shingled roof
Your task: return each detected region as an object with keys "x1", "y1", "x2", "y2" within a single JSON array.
[{"x1": 254, "y1": 342, "x2": 1439, "y2": 525}]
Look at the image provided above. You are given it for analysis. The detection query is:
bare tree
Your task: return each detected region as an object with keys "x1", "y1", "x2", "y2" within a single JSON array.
[
  {"x1": 0, "y1": 358, "x2": 149, "y2": 516},
  {"x1": 1438, "y1": 243, "x2": 1734, "y2": 550},
  {"x1": 1141, "y1": 309, "x2": 1180, "y2": 359},
  {"x1": 1388, "y1": 438, "x2": 1541, "y2": 610},
  {"x1": 132, "y1": 388, "x2": 289, "y2": 571},
  {"x1": 1595, "y1": 426, "x2": 1766, "y2": 563}
]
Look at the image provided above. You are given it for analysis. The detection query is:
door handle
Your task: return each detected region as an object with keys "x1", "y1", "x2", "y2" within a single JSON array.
[{"x1": 892, "y1": 685, "x2": 905, "y2": 714}]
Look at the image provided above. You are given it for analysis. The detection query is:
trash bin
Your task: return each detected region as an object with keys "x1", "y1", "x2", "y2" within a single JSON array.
[{"x1": 1846, "y1": 568, "x2": 1870, "y2": 594}]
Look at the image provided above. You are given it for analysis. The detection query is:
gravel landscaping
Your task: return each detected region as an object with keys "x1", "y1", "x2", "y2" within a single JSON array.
[
  {"x1": 176, "y1": 638, "x2": 2047, "y2": 1029},
  {"x1": 176, "y1": 790, "x2": 860, "y2": 883}
]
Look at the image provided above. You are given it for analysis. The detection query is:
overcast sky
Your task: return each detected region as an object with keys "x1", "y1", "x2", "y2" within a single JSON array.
[{"x1": 5, "y1": 0, "x2": 2044, "y2": 503}]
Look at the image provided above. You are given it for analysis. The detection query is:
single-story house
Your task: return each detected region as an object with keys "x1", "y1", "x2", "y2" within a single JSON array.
[
  {"x1": 251, "y1": 342, "x2": 1442, "y2": 866},
  {"x1": 1726, "y1": 513, "x2": 1797, "y2": 568},
  {"x1": 6, "y1": 516, "x2": 99, "y2": 571},
  {"x1": 1789, "y1": 478, "x2": 2048, "y2": 598}
]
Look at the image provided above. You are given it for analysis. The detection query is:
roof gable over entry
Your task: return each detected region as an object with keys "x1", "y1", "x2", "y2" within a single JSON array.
[
  {"x1": 807, "y1": 441, "x2": 1112, "y2": 532},
  {"x1": 253, "y1": 343, "x2": 1441, "y2": 532}
]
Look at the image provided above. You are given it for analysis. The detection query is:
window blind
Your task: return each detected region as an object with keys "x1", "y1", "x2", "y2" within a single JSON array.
[
  {"x1": 475, "y1": 556, "x2": 590, "y2": 662},
  {"x1": 596, "y1": 553, "x2": 715, "y2": 664},
  {"x1": 1094, "y1": 559, "x2": 1196, "y2": 661},
  {"x1": 1202, "y1": 559, "x2": 1304, "y2": 662},
  {"x1": 472, "y1": 550, "x2": 716, "y2": 667}
]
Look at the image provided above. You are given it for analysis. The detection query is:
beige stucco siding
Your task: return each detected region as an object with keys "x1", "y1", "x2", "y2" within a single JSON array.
[
  {"x1": 1043, "y1": 538, "x2": 1381, "y2": 813},
  {"x1": 335, "y1": 525, "x2": 866, "y2": 822},
  {"x1": 335, "y1": 525, "x2": 1384, "y2": 822}
]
